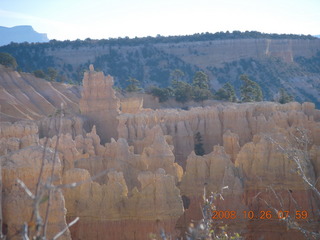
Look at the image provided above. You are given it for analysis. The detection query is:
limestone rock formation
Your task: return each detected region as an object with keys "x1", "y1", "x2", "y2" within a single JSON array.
[
  {"x1": 139, "y1": 125, "x2": 183, "y2": 182},
  {"x1": 0, "y1": 121, "x2": 38, "y2": 138},
  {"x1": 63, "y1": 169, "x2": 128, "y2": 219},
  {"x1": 310, "y1": 145, "x2": 320, "y2": 190},
  {"x1": 58, "y1": 124, "x2": 184, "y2": 239},
  {"x1": 177, "y1": 146, "x2": 246, "y2": 237},
  {"x1": 40, "y1": 133, "x2": 88, "y2": 174},
  {"x1": 63, "y1": 168, "x2": 183, "y2": 240},
  {"x1": 223, "y1": 130, "x2": 240, "y2": 163},
  {"x1": 73, "y1": 125, "x2": 182, "y2": 187},
  {"x1": 180, "y1": 146, "x2": 243, "y2": 197},
  {"x1": 120, "y1": 97, "x2": 143, "y2": 114},
  {"x1": 235, "y1": 134, "x2": 320, "y2": 239},
  {"x1": 79, "y1": 65, "x2": 120, "y2": 143},
  {"x1": 0, "y1": 65, "x2": 80, "y2": 122},
  {"x1": 75, "y1": 137, "x2": 142, "y2": 189},
  {"x1": 1, "y1": 88, "x2": 320, "y2": 240},
  {"x1": 0, "y1": 121, "x2": 39, "y2": 155},
  {"x1": 64, "y1": 168, "x2": 184, "y2": 221},
  {"x1": 235, "y1": 134, "x2": 316, "y2": 190},
  {"x1": 74, "y1": 125, "x2": 105, "y2": 157},
  {"x1": 118, "y1": 102, "x2": 320, "y2": 168},
  {"x1": 1, "y1": 146, "x2": 70, "y2": 239},
  {"x1": 38, "y1": 115, "x2": 86, "y2": 138},
  {"x1": 134, "y1": 169, "x2": 183, "y2": 219}
]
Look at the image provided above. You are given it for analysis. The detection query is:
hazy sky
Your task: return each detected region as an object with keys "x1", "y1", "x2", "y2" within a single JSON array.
[{"x1": 0, "y1": 0, "x2": 319, "y2": 40}]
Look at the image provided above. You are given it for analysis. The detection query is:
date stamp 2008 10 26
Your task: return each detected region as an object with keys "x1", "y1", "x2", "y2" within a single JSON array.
[{"x1": 212, "y1": 210, "x2": 309, "y2": 220}]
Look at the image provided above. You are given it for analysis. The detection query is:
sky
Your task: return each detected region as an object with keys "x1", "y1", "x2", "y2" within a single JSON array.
[{"x1": 0, "y1": 0, "x2": 319, "y2": 40}]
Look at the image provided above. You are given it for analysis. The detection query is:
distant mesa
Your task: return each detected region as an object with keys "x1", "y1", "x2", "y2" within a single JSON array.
[{"x1": 0, "y1": 25, "x2": 49, "y2": 46}]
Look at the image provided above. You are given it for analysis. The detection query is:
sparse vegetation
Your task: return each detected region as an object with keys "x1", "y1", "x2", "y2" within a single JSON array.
[
  {"x1": 192, "y1": 71, "x2": 209, "y2": 90},
  {"x1": 278, "y1": 88, "x2": 294, "y2": 104},
  {"x1": 33, "y1": 67, "x2": 59, "y2": 82},
  {"x1": 0, "y1": 31, "x2": 318, "y2": 105},
  {"x1": 192, "y1": 86, "x2": 212, "y2": 102},
  {"x1": 170, "y1": 69, "x2": 185, "y2": 83},
  {"x1": 266, "y1": 128, "x2": 320, "y2": 239},
  {"x1": 194, "y1": 132, "x2": 205, "y2": 156},
  {"x1": 33, "y1": 69, "x2": 46, "y2": 79},
  {"x1": 172, "y1": 80, "x2": 193, "y2": 103},
  {"x1": 47, "y1": 67, "x2": 58, "y2": 82},
  {"x1": 125, "y1": 77, "x2": 142, "y2": 92},
  {"x1": 150, "y1": 87, "x2": 174, "y2": 102},
  {"x1": 0, "y1": 52, "x2": 17, "y2": 69},
  {"x1": 215, "y1": 83, "x2": 237, "y2": 102},
  {"x1": 240, "y1": 74, "x2": 263, "y2": 102}
]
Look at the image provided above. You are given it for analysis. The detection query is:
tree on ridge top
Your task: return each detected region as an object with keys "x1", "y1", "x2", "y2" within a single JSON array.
[{"x1": 240, "y1": 74, "x2": 263, "y2": 102}]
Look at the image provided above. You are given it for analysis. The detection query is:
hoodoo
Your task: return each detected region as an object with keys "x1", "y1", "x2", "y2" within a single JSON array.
[
  {"x1": 79, "y1": 64, "x2": 120, "y2": 143},
  {"x1": 0, "y1": 65, "x2": 320, "y2": 240}
]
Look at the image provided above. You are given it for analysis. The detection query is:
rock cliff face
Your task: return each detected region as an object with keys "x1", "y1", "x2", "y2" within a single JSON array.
[
  {"x1": 180, "y1": 146, "x2": 243, "y2": 197},
  {"x1": 2, "y1": 36, "x2": 320, "y2": 105},
  {"x1": 223, "y1": 130, "x2": 240, "y2": 163},
  {"x1": 120, "y1": 97, "x2": 144, "y2": 114},
  {"x1": 234, "y1": 133, "x2": 320, "y2": 239},
  {"x1": 0, "y1": 65, "x2": 80, "y2": 122},
  {"x1": 1, "y1": 146, "x2": 70, "y2": 240},
  {"x1": 1, "y1": 68, "x2": 320, "y2": 239},
  {"x1": 38, "y1": 115, "x2": 86, "y2": 139},
  {"x1": 58, "y1": 124, "x2": 184, "y2": 239},
  {"x1": 0, "y1": 121, "x2": 39, "y2": 155},
  {"x1": 63, "y1": 168, "x2": 183, "y2": 240},
  {"x1": 116, "y1": 101, "x2": 320, "y2": 239},
  {"x1": 118, "y1": 102, "x2": 320, "y2": 168},
  {"x1": 79, "y1": 65, "x2": 120, "y2": 143},
  {"x1": 157, "y1": 39, "x2": 320, "y2": 68},
  {"x1": 0, "y1": 102, "x2": 319, "y2": 239},
  {"x1": 177, "y1": 132, "x2": 320, "y2": 239},
  {"x1": 177, "y1": 146, "x2": 246, "y2": 236}
]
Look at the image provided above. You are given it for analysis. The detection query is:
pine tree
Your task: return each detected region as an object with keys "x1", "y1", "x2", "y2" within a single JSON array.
[
  {"x1": 47, "y1": 67, "x2": 58, "y2": 82},
  {"x1": 215, "y1": 82, "x2": 237, "y2": 102},
  {"x1": 192, "y1": 71, "x2": 211, "y2": 102},
  {"x1": 194, "y1": 132, "x2": 205, "y2": 156},
  {"x1": 170, "y1": 69, "x2": 185, "y2": 82},
  {"x1": 0, "y1": 52, "x2": 17, "y2": 69},
  {"x1": 224, "y1": 83, "x2": 237, "y2": 102},
  {"x1": 33, "y1": 69, "x2": 46, "y2": 79},
  {"x1": 192, "y1": 87, "x2": 212, "y2": 102},
  {"x1": 278, "y1": 88, "x2": 294, "y2": 104},
  {"x1": 172, "y1": 80, "x2": 193, "y2": 103},
  {"x1": 240, "y1": 74, "x2": 263, "y2": 102},
  {"x1": 193, "y1": 71, "x2": 209, "y2": 90},
  {"x1": 150, "y1": 87, "x2": 174, "y2": 102},
  {"x1": 125, "y1": 77, "x2": 141, "y2": 92}
]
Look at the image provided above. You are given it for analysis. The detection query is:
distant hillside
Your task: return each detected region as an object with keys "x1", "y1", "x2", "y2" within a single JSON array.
[
  {"x1": 0, "y1": 25, "x2": 49, "y2": 46},
  {"x1": 1, "y1": 31, "x2": 320, "y2": 106},
  {"x1": 0, "y1": 65, "x2": 80, "y2": 121}
]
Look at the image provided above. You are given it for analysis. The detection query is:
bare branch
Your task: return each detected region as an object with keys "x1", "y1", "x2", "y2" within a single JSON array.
[
  {"x1": 266, "y1": 134, "x2": 320, "y2": 200},
  {"x1": 22, "y1": 223, "x2": 30, "y2": 240},
  {"x1": 17, "y1": 179, "x2": 35, "y2": 199},
  {"x1": 52, "y1": 217, "x2": 79, "y2": 240},
  {"x1": 263, "y1": 131, "x2": 320, "y2": 239},
  {"x1": 268, "y1": 186, "x2": 284, "y2": 209},
  {"x1": 43, "y1": 103, "x2": 64, "y2": 238}
]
